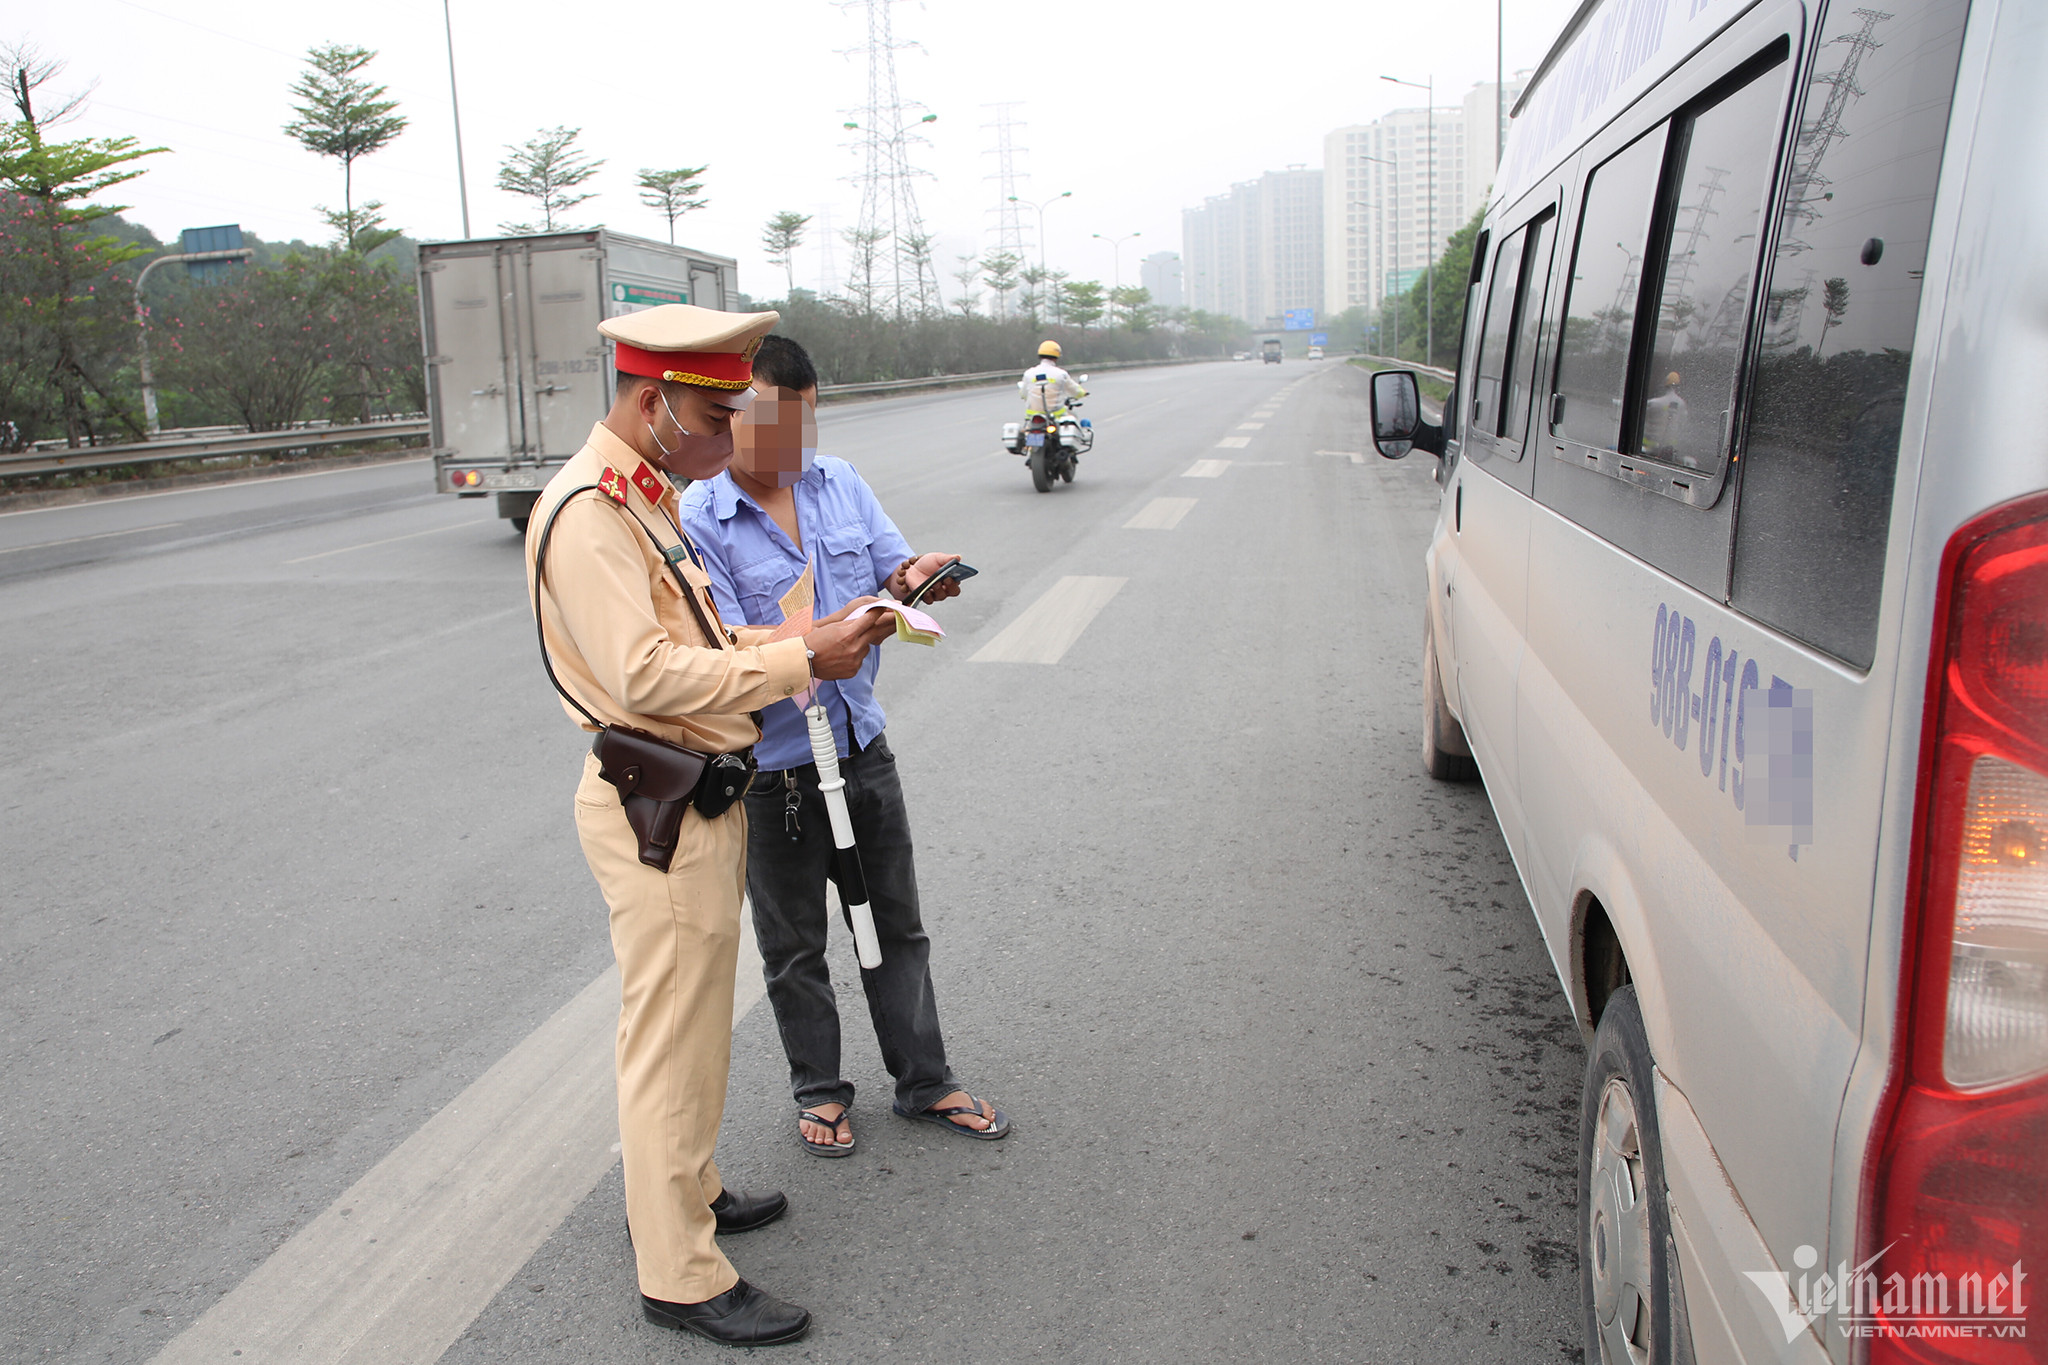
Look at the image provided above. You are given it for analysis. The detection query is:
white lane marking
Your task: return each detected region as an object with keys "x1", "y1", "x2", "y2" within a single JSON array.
[
  {"x1": 1316, "y1": 449, "x2": 1367, "y2": 465},
  {"x1": 1250, "y1": 411, "x2": 1276, "y2": 419},
  {"x1": 1123, "y1": 498, "x2": 1197, "y2": 531},
  {"x1": 151, "y1": 921, "x2": 768, "y2": 1365},
  {"x1": 1214, "y1": 436, "x2": 1251, "y2": 449},
  {"x1": 0, "y1": 455, "x2": 432, "y2": 519},
  {"x1": 1184, "y1": 459, "x2": 1232, "y2": 478},
  {"x1": 1096, "y1": 397, "x2": 1170, "y2": 424},
  {"x1": 969, "y1": 576, "x2": 1126, "y2": 665},
  {"x1": 0, "y1": 521, "x2": 182, "y2": 554},
  {"x1": 1235, "y1": 422, "x2": 1264, "y2": 430},
  {"x1": 284, "y1": 519, "x2": 484, "y2": 564}
]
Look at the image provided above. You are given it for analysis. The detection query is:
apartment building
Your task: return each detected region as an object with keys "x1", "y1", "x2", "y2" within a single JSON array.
[
  {"x1": 1322, "y1": 76, "x2": 1526, "y2": 318},
  {"x1": 1140, "y1": 251, "x2": 1184, "y2": 310},
  {"x1": 1183, "y1": 167, "x2": 1324, "y2": 326}
]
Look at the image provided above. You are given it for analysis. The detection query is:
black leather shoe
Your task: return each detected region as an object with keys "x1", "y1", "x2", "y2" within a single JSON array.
[
  {"x1": 642, "y1": 1279, "x2": 811, "y2": 1345},
  {"x1": 710, "y1": 1187, "x2": 787, "y2": 1234}
]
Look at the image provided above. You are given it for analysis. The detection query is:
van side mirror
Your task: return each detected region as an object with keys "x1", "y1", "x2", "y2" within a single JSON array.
[{"x1": 1370, "y1": 370, "x2": 1444, "y2": 459}]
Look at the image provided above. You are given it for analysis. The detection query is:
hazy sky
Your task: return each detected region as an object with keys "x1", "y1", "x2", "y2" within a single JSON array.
[{"x1": 19, "y1": 0, "x2": 1581, "y2": 299}]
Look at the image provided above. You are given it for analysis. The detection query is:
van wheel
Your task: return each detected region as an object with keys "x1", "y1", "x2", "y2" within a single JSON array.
[
  {"x1": 1423, "y1": 625, "x2": 1478, "y2": 782},
  {"x1": 1581, "y1": 985, "x2": 1679, "y2": 1365}
]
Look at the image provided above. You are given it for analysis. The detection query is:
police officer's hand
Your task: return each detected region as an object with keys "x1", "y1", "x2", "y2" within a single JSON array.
[{"x1": 804, "y1": 598, "x2": 897, "y2": 680}]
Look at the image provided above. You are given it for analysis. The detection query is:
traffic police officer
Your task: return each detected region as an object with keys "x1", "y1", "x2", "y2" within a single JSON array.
[{"x1": 524, "y1": 304, "x2": 894, "y2": 1347}]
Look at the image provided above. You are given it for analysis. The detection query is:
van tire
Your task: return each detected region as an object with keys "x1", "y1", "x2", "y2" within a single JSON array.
[
  {"x1": 1579, "y1": 985, "x2": 1681, "y2": 1365},
  {"x1": 1423, "y1": 625, "x2": 1479, "y2": 782}
]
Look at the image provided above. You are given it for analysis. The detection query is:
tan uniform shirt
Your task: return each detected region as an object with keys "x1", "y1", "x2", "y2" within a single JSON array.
[{"x1": 525, "y1": 422, "x2": 811, "y2": 753}]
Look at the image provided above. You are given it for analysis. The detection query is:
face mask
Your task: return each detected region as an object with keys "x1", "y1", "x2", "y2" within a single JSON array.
[{"x1": 646, "y1": 388, "x2": 734, "y2": 473}]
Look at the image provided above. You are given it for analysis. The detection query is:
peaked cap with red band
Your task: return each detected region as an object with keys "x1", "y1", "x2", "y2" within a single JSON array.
[{"x1": 599, "y1": 304, "x2": 780, "y2": 392}]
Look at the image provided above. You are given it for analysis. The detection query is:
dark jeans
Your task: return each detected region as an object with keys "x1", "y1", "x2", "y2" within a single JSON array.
[{"x1": 742, "y1": 733, "x2": 959, "y2": 1114}]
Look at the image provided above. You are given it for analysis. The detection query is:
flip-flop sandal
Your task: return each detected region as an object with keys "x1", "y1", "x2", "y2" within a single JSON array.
[
  {"x1": 799, "y1": 1107, "x2": 856, "y2": 1157},
  {"x1": 891, "y1": 1093, "x2": 1012, "y2": 1141}
]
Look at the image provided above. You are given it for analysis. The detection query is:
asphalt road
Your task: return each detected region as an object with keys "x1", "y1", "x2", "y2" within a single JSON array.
[{"x1": 0, "y1": 358, "x2": 1586, "y2": 1363}]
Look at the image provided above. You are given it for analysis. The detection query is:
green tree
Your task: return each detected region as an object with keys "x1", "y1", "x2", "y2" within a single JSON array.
[
  {"x1": 1059, "y1": 278, "x2": 1105, "y2": 329},
  {"x1": 1109, "y1": 284, "x2": 1154, "y2": 331},
  {"x1": 155, "y1": 257, "x2": 333, "y2": 430},
  {"x1": 637, "y1": 165, "x2": 707, "y2": 244},
  {"x1": 841, "y1": 226, "x2": 885, "y2": 317},
  {"x1": 760, "y1": 211, "x2": 810, "y2": 297},
  {"x1": 0, "y1": 45, "x2": 166, "y2": 446},
  {"x1": 284, "y1": 44, "x2": 407, "y2": 253},
  {"x1": 498, "y1": 127, "x2": 602, "y2": 234},
  {"x1": 1389, "y1": 206, "x2": 1483, "y2": 369},
  {"x1": 949, "y1": 254, "x2": 982, "y2": 317},
  {"x1": 1019, "y1": 264, "x2": 1048, "y2": 326},
  {"x1": 980, "y1": 251, "x2": 1021, "y2": 319}
]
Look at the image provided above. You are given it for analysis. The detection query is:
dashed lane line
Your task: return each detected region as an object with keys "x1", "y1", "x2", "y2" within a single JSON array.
[
  {"x1": 1236, "y1": 422, "x2": 1265, "y2": 430},
  {"x1": 1214, "y1": 436, "x2": 1251, "y2": 449},
  {"x1": 0, "y1": 521, "x2": 182, "y2": 554},
  {"x1": 284, "y1": 519, "x2": 486, "y2": 564},
  {"x1": 149, "y1": 918, "x2": 769, "y2": 1365},
  {"x1": 1123, "y1": 498, "x2": 1197, "y2": 531},
  {"x1": 1184, "y1": 459, "x2": 1232, "y2": 478},
  {"x1": 968, "y1": 576, "x2": 1126, "y2": 665}
]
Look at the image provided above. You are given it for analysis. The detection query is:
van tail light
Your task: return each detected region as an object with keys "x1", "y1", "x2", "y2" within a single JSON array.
[{"x1": 1863, "y1": 492, "x2": 2048, "y2": 1364}]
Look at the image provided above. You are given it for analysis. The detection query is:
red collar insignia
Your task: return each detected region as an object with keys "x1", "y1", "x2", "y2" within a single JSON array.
[
  {"x1": 630, "y1": 461, "x2": 668, "y2": 505},
  {"x1": 597, "y1": 467, "x2": 628, "y2": 504}
]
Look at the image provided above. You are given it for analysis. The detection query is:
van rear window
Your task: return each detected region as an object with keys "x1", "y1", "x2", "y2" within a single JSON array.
[{"x1": 1729, "y1": 0, "x2": 1970, "y2": 670}]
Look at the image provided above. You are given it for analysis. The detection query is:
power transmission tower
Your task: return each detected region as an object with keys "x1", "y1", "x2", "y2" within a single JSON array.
[
  {"x1": 839, "y1": 0, "x2": 939, "y2": 318},
  {"x1": 1771, "y1": 7, "x2": 1889, "y2": 344},
  {"x1": 814, "y1": 203, "x2": 838, "y2": 297},
  {"x1": 981, "y1": 102, "x2": 1029, "y2": 317}
]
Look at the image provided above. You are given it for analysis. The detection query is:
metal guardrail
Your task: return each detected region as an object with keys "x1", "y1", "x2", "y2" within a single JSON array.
[
  {"x1": 0, "y1": 419, "x2": 431, "y2": 479},
  {"x1": 1354, "y1": 353, "x2": 1458, "y2": 384}
]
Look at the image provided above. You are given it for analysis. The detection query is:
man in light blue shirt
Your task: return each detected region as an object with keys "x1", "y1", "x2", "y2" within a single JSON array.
[{"x1": 678, "y1": 335, "x2": 1009, "y2": 1158}]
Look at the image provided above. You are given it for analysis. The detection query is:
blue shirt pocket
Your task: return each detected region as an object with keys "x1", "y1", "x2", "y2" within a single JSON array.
[
  {"x1": 817, "y1": 522, "x2": 876, "y2": 604},
  {"x1": 731, "y1": 553, "x2": 792, "y2": 629}
]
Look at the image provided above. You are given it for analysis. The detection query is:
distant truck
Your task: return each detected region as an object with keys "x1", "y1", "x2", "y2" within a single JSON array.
[
  {"x1": 1261, "y1": 337, "x2": 1282, "y2": 364},
  {"x1": 417, "y1": 230, "x2": 740, "y2": 531}
]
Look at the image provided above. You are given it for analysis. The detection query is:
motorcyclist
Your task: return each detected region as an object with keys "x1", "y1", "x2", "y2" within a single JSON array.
[{"x1": 1018, "y1": 340, "x2": 1086, "y2": 418}]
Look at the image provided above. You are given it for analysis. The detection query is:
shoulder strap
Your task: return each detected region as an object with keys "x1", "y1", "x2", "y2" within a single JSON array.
[
  {"x1": 530, "y1": 485, "x2": 733, "y2": 729},
  {"x1": 531, "y1": 486, "x2": 607, "y2": 730}
]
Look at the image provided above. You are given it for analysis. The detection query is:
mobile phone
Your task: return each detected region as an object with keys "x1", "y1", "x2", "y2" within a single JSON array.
[{"x1": 905, "y1": 559, "x2": 978, "y2": 607}]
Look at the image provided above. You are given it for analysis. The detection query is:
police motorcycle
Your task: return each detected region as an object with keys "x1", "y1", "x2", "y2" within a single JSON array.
[{"x1": 1001, "y1": 376, "x2": 1092, "y2": 493}]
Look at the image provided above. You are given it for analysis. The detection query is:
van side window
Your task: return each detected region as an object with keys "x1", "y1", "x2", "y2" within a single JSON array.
[
  {"x1": 1730, "y1": 0, "x2": 1969, "y2": 670},
  {"x1": 1633, "y1": 57, "x2": 1788, "y2": 479},
  {"x1": 1504, "y1": 214, "x2": 1556, "y2": 449},
  {"x1": 1553, "y1": 132, "x2": 1666, "y2": 452},
  {"x1": 1472, "y1": 231, "x2": 1526, "y2": 438}
]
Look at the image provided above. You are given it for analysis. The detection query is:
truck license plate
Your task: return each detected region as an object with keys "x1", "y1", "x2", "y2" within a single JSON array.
[{"x1": 482, "y1": 471, "x2": 541, "y2": 490}]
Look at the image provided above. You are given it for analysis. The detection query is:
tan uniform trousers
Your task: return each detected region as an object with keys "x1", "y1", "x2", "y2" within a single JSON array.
[{"x1": 574, "y1": 750, "x2": 747, "y2": 1304}]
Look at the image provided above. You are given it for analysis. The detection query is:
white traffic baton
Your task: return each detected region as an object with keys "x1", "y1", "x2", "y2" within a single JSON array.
[{"x1": 805, "y1": 703, "x2": 883, "y2": 969}]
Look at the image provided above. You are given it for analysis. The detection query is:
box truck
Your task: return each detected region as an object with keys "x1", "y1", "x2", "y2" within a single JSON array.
[{"x1": 417, "y1": 230, "x2": 740, "y2": 530}]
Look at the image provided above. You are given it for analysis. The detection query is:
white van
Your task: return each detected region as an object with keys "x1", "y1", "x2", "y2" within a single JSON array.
[{"x1": 1370, "y1": 1, "x2": 2045, "y2": 1362}]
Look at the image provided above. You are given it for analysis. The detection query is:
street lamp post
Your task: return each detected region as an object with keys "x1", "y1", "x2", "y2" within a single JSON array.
[
  {"x1": 134, "y1": 248, "x2": 253, "y2": 436},
  {"x1": 1092, "y1": 231, "x2": 1141, "y2": 294},
  {"x1": 442, "y1": 0, "x2": 472, "y2": 237},
  {"x1": 1009, "y1": 190, "x2": 1072, "y2": 296},
  {"x1": 1381, "y1": 73, "x2": 1435, "y2": 366}
]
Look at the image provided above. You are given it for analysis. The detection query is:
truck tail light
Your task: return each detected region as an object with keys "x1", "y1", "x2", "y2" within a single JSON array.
[{"x1": 1864, "y1": 492, "x2": 2048, "y2": 1364}]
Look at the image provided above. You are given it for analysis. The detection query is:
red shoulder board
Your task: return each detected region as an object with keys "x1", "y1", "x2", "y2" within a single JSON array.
[
  {"x1": 630, "y1": 461, "x2": 666, "y2": 505},
  {"x1": 597, "y1": 467, "x2": 629, "y2": 504}
]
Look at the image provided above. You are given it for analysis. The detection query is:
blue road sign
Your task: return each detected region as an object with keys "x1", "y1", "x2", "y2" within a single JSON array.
[
  {"x1": 181, "y1": 224, "x2": 245, "y2": 284},
  {"x1": 1282, "y1": 308, "x2": 1314, "y2": 331},
  {"x1": 1310, "y1": 332, "x2": 1328, "y2": 347}
]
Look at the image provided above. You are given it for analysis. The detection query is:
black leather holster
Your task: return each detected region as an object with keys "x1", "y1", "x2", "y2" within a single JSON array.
[{"x1": 591, "y1": 728, "x2": 755, "y2": 870}]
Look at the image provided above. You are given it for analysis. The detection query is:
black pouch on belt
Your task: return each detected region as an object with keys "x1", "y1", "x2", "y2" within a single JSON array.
[
  {"x1": 532, "y1": 484, "x2": 758, "y2": 871},
  {"x1": 591, "y1": 726, "x2": 708, "y2": 871}
]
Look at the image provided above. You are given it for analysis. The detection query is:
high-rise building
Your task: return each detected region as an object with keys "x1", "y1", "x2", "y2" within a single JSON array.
[
  {"x1": 1320, "y1": 79, "x2": 1521, "y2": 322},
  {"x1": 1140, "y1": 251, "x2": 1183, "y2": 310},
  {"x1": 1183, "y1": 167, "x2": 1323, "y2": 326}
]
